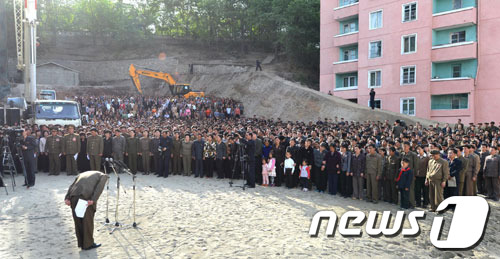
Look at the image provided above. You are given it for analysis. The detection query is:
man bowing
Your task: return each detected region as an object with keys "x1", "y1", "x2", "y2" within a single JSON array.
[{"x1": 65, "y1": 171, "x2": 109, "y2": 250}]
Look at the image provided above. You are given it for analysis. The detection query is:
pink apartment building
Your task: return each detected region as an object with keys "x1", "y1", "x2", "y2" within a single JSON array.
[{"x1": 320, "y1": 0, "x2": 500, "y2": 123}]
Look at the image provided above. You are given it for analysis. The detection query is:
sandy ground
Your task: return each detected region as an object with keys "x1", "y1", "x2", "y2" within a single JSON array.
[{"x1": 0, "y1": 173, "x2": 499, "y2": 259}]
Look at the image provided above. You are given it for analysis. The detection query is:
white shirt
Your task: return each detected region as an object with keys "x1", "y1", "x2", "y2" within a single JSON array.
[
  {"x1": 39, "y1": 137, "x2": 47, "y2": 153},
  {"x1": 284, "y1": 158, "x2": 295, "y2": 172}
]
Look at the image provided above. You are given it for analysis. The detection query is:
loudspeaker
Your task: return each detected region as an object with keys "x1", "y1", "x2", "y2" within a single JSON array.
[{"x1": 6, "y1": 108, "x2": 21, "y2": 126}]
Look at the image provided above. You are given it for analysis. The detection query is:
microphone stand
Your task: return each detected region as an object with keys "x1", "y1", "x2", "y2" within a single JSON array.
[
  {"x1": 98, "y1": 160, "x2": 113, "y2": 231},
  {"x1": 109, "y1": 160, "x2": 140, "y2": 234}
]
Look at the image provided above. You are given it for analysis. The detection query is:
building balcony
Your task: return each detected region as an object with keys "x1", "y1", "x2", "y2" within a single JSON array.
[
  {"x1": 333, "y1": 59, "x2": 358, "y2": 74},
  {"x1": 430, "y1": 77, "x2": 474, "y2": 95},
  {"x1": 333, "y1": 32, "x2": 359, "y2": 47},
  {"x1": 333, "y1": 2, "x2": 359, "y2": 21},
  {"x1": 433, "y1": 7, "x2": 476, "y2": 30},
  {"x1": 430, "y1": 109, "x2": 471, "y2": 122},
  {"x1": 432, "y1": 42, "x2": 477, "y2": 62}
]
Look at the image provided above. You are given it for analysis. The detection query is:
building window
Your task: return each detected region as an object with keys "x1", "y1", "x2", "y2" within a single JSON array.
[
  {"x1": 452, "y1": 64, "x2": 462, "y2": 78},
  {"x1": 343, "y1": 49, "x2": 356, "y2": 61},
  {"x1": 343, "y1": 22, "x2": 357, "y2": 34},
  {"x1": 342, "y1": 76, "x2": 357, "y2": 88},
  {"x1": 369, "y1": 41, "x2": 382, "y2": 58},
  {"x1": 340, "y1": 0, "x2": 358, "y2": 7},
  {"x1": 431, "y1": 94, "x2": 468, "y2": 110},
  {"x1": 453, "y1": 0, "x2": 463, "y2": 10},
  {"x1": 369, "y1": 10, "x2": 383, "y2": 30},
  {"x1": 368, "y1": 70, "x2": 381, "y2": 88},
  {"x1": 403, "y1": 2, "x2": 417, "y2": 22},
  {"x1": 451, "y1": 31, "x2": 466, "y2": 44},
  {"x1": 401, "y1": 98, "x2": 416, "y2": 116},
  {"x1": 368, "y1": 99, "x2": 382, "y2": 109},
  {"x1": 401, "y1": 66, "x2": 416, "y2": 85},
  {"x1": 402, "y1": 34, "x2": 417, "y2": 54}
]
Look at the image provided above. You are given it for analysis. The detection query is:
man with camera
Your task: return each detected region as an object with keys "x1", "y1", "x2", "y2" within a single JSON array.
[
  {"x1": 21, "y1": 128, "x2": 37, "y2": 188},
  {"x1": 237, "y1": 132, "x2": 256, "y2": 188}
]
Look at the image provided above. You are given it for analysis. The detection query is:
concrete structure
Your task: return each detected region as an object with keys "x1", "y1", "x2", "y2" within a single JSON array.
[
  {"x1": 37, "y1": 62, "x2": 80, "y2": 86},
  {"x1": 320, "y1": 0, "x2": 500, "y2": 123}
]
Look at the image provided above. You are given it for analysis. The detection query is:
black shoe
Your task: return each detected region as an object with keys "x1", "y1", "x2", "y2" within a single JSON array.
[
  {"x1": 22, "y1": 183, "x2": 28, "y2": 187},
  {"x1": 83, "y1": 243, "x2": 101, "y2": 250},
  {"x1": 157, "y1": 175, "x2": 163, "y2": 177},
  {"x1": 194, "y1": 175, "x2": 199, "y2": 178}
]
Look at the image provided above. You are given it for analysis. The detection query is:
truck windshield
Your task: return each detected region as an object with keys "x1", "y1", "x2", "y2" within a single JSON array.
[{"x1": 35, "y1": 103, "x2": 80, "y2": 120}]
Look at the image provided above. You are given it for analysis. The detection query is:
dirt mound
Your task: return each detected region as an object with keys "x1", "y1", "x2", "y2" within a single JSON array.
[{"x1": 190, "y1": 72, "x2": 435, "y2": 125}]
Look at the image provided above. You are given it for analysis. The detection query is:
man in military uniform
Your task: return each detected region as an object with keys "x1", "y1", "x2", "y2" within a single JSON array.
[
  {"x1": 172, "y1": 132, "x2": 182, "y2": 175},
  {"x1": 365, "y1": 144, "x2": 383, "y2": 203},
  {"x1": 125, "y1": 130, "x2": 139, "y2": 174},
  {"x1": 426, "y1": 150, "x2": 450, "y2": 212},
  {"x1": 139, "y1": 130, "x2": 152, "y2": 175},
  {"x1": 112, "y1": 129, "x2": 126, "y2": 163},
  {"x1": 47, "y1": 128, "x2": 63, "y2": 175},
  {"x1": 466, "y1": 144, "x2": 480, "y2": 196},
  {"x1": 63, "y1": 125, "x2": 81, "y2": 175},
  {"x1": 415, "y1": 146, "x2": 430, "y2": 208},
  {"x1": 401, "y1": 142, "x2": 418, "y2": 208},
  {"x1": 65, "y1": 171, "x2": 109, "y2": 250},
  {"x1": 87, "y1": 128, "x2": 103, "y2": 171},
  {"x1": 181, "y1": 135, "x2": 193, "y2": 176},
  {"x1": 384, "y1": 147, "x2": 401, "y2": 204}
]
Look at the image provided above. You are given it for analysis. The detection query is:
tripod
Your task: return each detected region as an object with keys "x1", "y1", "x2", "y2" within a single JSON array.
[
  {"x1": 229, "y1": 142, "x2": 248, "y2": 190},
  {"x1": 1, "y1": 140, "x2": 19, "y2": 194}
]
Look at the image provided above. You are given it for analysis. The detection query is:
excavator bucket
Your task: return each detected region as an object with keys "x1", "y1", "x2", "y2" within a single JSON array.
[{"x1": 129, "y1": 64, "x2": 143, "y2": 94}]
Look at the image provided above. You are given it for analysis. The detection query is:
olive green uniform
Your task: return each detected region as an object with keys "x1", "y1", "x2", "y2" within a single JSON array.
[
  {"x1": 126, "y1": 137, "x2": 139, "y2": 174},
  {"x1": 139, "y1": 137, "x2": 151, "y2": 174},
  {"x1": 63, "y1": 134, "x2": 81, "y2": 175},
  {"x1": 458, "y1": 155, "x2": 469, "y2": 195},
  {"x1": 46, "y1": 135, "x2": 63, "y2": 175},
  {"x1": 365, "y1": 153, "x2": 383, "y2": 202},
  {"x1": 172, "y1": 138, "x2": 182, "y2": 175},
  {"x1": 87, "y1": 135, "x2": 104, "y2": 171}
]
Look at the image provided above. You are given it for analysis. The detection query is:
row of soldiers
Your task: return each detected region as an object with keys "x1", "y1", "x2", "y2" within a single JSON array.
[{"x1": 44, "y1": 125, "x2": 234, "y2": 178}]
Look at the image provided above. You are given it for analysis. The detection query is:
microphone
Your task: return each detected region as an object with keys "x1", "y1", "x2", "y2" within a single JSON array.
[{"x1": 114, "y1": 160, "x2": 133, "y2": 174}]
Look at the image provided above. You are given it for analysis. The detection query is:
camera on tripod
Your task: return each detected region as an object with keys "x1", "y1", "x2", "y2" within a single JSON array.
[{"x1": 1, "y1": 128, "x2": 24, "y2": 146}]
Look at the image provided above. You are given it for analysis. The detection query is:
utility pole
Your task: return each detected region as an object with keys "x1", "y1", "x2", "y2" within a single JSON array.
[
  {"x1": 24, "y1": 0, "x2": 37, "y2": 103},
  {"x1": 0, "y1": 0, "x2": 9, "y2": 99}
]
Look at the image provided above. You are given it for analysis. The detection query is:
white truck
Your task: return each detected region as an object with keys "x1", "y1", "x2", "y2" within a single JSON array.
[{"x1": 32, "y1": 100, "x2": 82, "y2": 126}]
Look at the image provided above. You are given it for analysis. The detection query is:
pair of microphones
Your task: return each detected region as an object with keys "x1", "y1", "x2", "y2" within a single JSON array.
[{"x1": 104, "y1": 157, "x2": 131, "y2": 173}]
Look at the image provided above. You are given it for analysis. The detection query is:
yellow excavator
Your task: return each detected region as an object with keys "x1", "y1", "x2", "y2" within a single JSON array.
[{"x1": 129, "y1": 64, "x2": 205, "y2": 98}]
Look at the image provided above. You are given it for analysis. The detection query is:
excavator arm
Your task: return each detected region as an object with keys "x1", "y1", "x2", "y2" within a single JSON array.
[{"x1": 129, "y1": 64, "x2": 178, "y2": 94}]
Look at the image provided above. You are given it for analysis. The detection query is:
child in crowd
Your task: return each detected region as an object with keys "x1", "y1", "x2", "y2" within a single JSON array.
[
  {"x1": 284, "y1": 151, "x2": 296, "y2": 189},
  {"x1": 396, "y1": 158, "x2": 413, "y2": 209},
  {"x1": 262, "y1": 158, "x2": 269, "y2": 186},
  {"x1": 267, "y1": 151, "x2": 276, "y2": 186},
  {"x1": 299, "y1": 160, "x2": 311, "y2": 191}
]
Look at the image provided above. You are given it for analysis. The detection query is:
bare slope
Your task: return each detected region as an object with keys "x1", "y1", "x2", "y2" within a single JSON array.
[{"x1": 191, "y1": 71, "x2": 435, "y2": 125}]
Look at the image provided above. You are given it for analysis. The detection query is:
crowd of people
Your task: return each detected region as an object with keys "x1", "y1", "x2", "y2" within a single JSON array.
[{"x1": 3, "y1": 94, "x2": 500, "y2": 212}]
